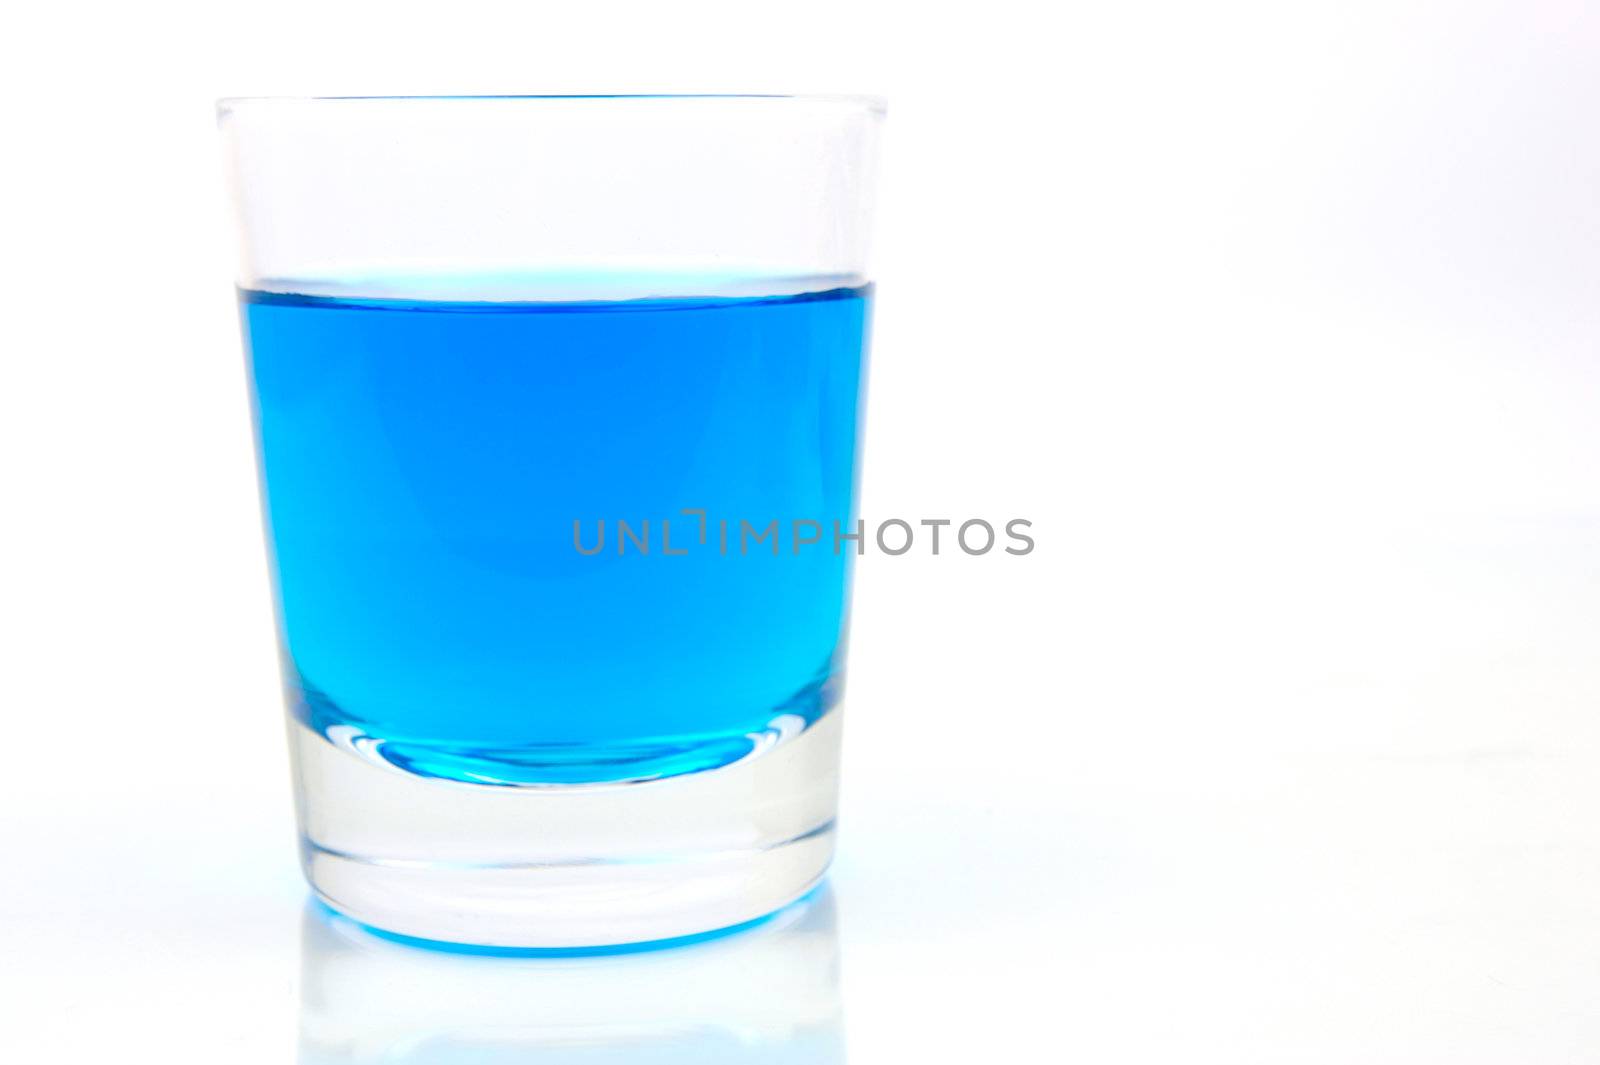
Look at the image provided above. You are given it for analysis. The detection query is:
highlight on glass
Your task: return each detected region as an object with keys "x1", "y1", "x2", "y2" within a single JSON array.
[{"x1": 219, "y1": 95, "x2": 884, "y2": 947}]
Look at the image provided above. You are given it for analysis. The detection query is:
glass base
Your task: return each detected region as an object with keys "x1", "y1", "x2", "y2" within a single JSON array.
[{"x1": 288, "y1": 711, "x2": 842, "y2": 948}]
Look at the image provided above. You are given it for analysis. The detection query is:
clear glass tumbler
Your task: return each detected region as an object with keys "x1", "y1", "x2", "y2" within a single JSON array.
[{"x1": 219, "y1": 95, "x2": 883, "y2": 947}]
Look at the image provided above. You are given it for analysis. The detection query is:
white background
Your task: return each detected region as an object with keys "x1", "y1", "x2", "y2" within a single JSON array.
[{"x1": 3, "y1": 1, "x2": 1599, "y2": 1061}]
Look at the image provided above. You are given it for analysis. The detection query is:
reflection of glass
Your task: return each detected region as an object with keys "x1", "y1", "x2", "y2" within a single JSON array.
[{"x1": 298, "y1": 890, "x2": 844, "y2": 1065}]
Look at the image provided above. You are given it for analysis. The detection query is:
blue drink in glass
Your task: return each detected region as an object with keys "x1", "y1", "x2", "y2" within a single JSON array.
[
  {"x1": 221, "y1": 94, "x2": 883, "y2": 946},
  {"x1": 242, "y1": 284, "x2": 870, "y2": 787}
]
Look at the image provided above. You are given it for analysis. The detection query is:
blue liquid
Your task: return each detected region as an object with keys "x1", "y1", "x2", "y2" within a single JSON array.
[{"x1": 241, "y1": 284, "x2": 869, "y2": 785}]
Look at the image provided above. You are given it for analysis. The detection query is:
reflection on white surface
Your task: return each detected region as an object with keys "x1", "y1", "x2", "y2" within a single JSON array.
[{"x1": 297, "y1": 891, "x2": 843, "y2": 1065}]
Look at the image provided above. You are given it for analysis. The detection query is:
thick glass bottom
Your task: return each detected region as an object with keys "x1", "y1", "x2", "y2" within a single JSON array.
[{"x1": 288, "y1": 711, "x2": 842, "y2": 948}]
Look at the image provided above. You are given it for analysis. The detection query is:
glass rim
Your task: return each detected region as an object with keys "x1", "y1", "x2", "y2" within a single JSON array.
[{"x1": 217, "y1": 93, "x2": 887, "y2": 117}]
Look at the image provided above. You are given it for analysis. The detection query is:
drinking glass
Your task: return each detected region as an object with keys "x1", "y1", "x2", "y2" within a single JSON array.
[{"x1": 219, "y1": 95, "x2": 883, "y2": 947}]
